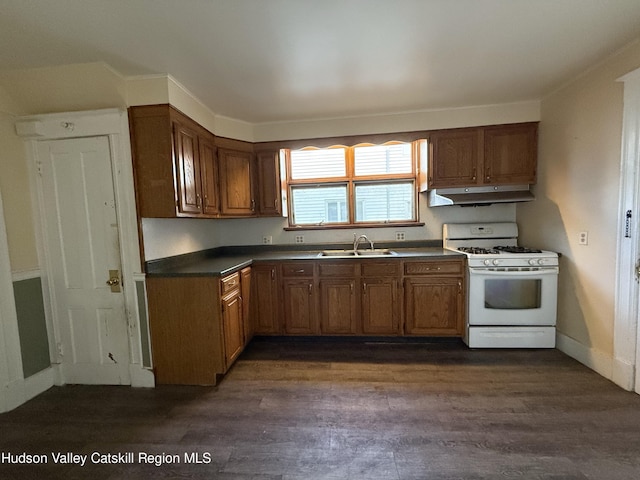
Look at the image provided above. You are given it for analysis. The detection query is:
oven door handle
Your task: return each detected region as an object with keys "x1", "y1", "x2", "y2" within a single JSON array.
[{"x1": 469, "y1": 268, "x2": 558, "y2": 277}]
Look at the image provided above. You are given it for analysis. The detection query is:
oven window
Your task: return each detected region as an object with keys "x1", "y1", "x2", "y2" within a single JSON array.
[{"x1": 484, "y1": 279, "x2": 541, "y2": 309}]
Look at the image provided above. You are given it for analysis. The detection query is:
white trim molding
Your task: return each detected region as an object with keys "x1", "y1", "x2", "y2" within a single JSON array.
[
  {"x1": 614, "y1": 68, "x2": 640, "y2": 393},
  {"x1": 11, "y1": 268, "x2": 41, "y2": 282},
  {"x1": 16, "y1": 108, "x2": 149, "y2": 391},
  {"x1": 556, "y1": 332, "x2": 614, "y2": 382},
  {"x1": 0, "y1": 188, "x2": 27, "y2": 413}
]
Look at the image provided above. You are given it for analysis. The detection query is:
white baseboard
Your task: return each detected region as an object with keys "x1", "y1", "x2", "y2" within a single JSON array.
[
  {"x1": 0, "y1": 367, "x2": 54, "y2": 413},
  {"x1": 23, "y1": 367, "x2": 55, "y2": 401},
  {"x1": 129, "y1": 364, "x2": 155, "y2": 388},
  {"x1": 556, "y1": 332, "x2": 613, "y2": 379},
  {"x1": 556, "y1": 332, "x2": 635, "y2": 391},
  {"x1": 612, "y1": 357, "x2": 636, "y2": 391}
]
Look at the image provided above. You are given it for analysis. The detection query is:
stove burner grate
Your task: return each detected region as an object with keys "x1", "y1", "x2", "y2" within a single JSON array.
[
  {"x1": 493, "y1": 246, "x2": 543, "y2": 254},
  {"x1": 457, "y1": 247, "x2": 501, "y2": 255}
]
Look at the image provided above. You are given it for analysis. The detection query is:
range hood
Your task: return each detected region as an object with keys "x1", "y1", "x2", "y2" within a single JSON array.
[{"x1": 427, "y1": 185, "x2": 535, "y2": 207}]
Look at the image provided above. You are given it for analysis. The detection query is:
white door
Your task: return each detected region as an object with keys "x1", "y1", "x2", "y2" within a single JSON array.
[{"x1": 37, "y1": 136, "x2": 131, "y2": 385}]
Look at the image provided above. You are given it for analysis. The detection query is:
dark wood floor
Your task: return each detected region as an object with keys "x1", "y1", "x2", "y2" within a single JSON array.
[{"x1": 1, "y1": 337, "x2": 640, "y2": 480}]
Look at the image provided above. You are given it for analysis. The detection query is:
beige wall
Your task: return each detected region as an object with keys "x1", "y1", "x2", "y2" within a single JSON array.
[
  {"x1": 518, "y1": 39, "x2": 640, "y2": 357},
  {"x1": 0, "y1": 106, "x2": 38, "y2": 272}
]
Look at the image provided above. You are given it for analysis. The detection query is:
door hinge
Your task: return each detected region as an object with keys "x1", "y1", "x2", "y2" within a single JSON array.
[
  {"x1": 635, "y1": 259, "x2": 640, "y2": 282},
  {"x1": 56, "y1": 342, "x2": 63, "y2": 357},
  {"x1": 36, "y1": 161, "x2": 43, "y2": 177}
]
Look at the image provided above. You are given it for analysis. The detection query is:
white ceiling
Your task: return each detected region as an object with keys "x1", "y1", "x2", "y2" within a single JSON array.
[{"x1": 1, "y1": 0, "x2": 640, "y2": 123}]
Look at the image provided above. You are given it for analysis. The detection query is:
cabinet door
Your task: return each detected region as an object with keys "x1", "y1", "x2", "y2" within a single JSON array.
[
  {"x1": 240, "y1": 267, "x2": 252, "y2": 344},
  {"x1": 404, "y1": 277, "x2": 463, "y2": 335},
  {"x1": 199, "y1": 133, "x2": 219, "y2": 216},
  {"x1": 252, "y1": 264, "x2": 281, "y2": 334},
  {"x1": 218, "y1": 148, "x2": 255, "y2": 216},
  {"x1": 362, "y1": 278, "x2": 399, "y2": 335},
  {"x1": 255, "y1": 151, "x2": 282, "y2": 216},
  {"x1": 483, "y1": 123, "x2": 537, "y2": 185},
  {"x1": 283, "y1": 279, "x2": 317, "y2": 334},
  {"x1": 173, "y1": 121, "x2": 202, "y2": 215},
  {"x1": 319, "y1": 278, "x2": 357, "y2": 334},
  {"x1": 222, "y1": 289, "x2": 244, "y2": 369},
  {"x1": 429, "y1": 129, "x2": 481, "y2": 188}
]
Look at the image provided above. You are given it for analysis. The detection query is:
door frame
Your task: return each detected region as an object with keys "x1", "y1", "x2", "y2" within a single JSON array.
[
  {"x1": 0, "y1": 187, "x2": 26, "y2": 412},
  {"x1": 614, "y1": 68, "x2": 640, "y2": 393},
  {"x1": 16, "y1": 109, "x2": 153, "y2": 388}
]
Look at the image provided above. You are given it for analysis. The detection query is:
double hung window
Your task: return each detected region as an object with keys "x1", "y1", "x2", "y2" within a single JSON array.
[{"x1": 283, "y1": 141, "x2": 423, "y2": 227}]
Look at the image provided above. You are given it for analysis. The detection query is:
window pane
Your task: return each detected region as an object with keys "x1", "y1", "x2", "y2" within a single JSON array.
[
  {"x1": 291, "y1": 185, "x2": 348, "y2": 224},
  {"x1": 354, "y1": 182, "x2": 415, "y2": 222},
  {"x1": 354, "y1": 143, "x2": 412, "y2": 176},
  {"x1": 290, "y1": 148, "x2": 346, "y2": 179}
]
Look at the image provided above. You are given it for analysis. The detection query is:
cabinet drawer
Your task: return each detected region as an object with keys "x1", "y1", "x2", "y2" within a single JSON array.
[
  {"x1": 403, "y1": 260, "x2": 463, "y2": 276},
  {"x1": 361, "y1": 262, "x2": 400, "y2": 277},
  {"x1": 318, "y1": 263, "x2": 358, "y2": 277},
  {"x1": 220, "y1": 272, "x2": 240, "y2": 294},
  {"x1": 281, "y1": 263, "x2": 314, "y2": 277}
]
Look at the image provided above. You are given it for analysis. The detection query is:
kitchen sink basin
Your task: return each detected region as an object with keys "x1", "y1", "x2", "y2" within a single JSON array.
[
  {"x1": 355, "y1": 249, "x2": 397, "y2": 256},
  {"x1": 317, "y1": 249, "x2": 396, "y2": 257},
  {"x1": 318, "y1": 249, "x2": 358, "y2": 257}
]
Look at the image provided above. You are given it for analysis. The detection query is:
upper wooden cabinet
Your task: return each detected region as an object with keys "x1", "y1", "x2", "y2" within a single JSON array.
[
  {"x1": 428, "y1": 128, "x2": 481, "y2": 188},
  {"x1": 255, "y1": 150, "x2": 282, "y2": 216},
  {"x1": 128, "y1": 105, "x2": 282, "y2": 219},
  {"x1": 427, "y1": 122, "x2": 538, "y2": 189},
  {"x1": 218, "y1": 148, "x2": 255, "y2": 216},
  {"x1": 483, "y1": 123, "x2": 537, "y2": 185},
  {"x1": 129, "y1": 105, "x2": 219, "y2": 218}
]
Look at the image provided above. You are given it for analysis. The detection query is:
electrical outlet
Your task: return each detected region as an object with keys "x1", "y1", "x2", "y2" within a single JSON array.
[
  {"x1": 578, "y1": 231, "x2": 588, "y2": 245},
  {"x1": 262, "y1": 235, "x2": 273, "y2": 245},
  {"x1": 295, "y1": 235, "x2": 304, "y2": 244},
  {"x1": 395, "y1": 231, "x2": 406, "y2": 241}
]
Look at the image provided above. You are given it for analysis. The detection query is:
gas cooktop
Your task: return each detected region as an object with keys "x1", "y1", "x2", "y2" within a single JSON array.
[{"x1": 457, "y1": 246, "x2": 543, "y2": 255}]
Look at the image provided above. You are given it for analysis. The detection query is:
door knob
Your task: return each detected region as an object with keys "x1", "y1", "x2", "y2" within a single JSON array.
[{"x1": 106, "y1": 270, "x2": 121, "y2": 292}]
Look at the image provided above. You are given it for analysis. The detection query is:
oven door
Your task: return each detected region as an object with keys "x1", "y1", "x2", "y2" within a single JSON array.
[{"x1": 468, "y1": 267, "x2": 558, "y2": 326}]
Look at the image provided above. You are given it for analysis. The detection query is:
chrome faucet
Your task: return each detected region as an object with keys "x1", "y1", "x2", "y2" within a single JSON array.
[{"x1": 353, "y1": 233, "x2": 374, "y2": 252}]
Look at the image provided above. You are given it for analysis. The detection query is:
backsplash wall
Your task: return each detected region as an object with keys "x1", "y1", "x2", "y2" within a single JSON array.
[{"x1": 142, "y1": 196, "x2": 516, "y2": 261}]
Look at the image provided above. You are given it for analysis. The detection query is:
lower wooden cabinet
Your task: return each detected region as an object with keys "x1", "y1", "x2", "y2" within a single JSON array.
[
  {"x1": 362, "y1": 278, "x2": 399, "y2": 334},
  {"x1": 251, "y1": 263, "x2": 281, "y2": 334},
  {"x1": 250, "y1": 258, "x2": 464, "y2": 337},
  {"x1": 240, "y1": 267, "x2": 253, "y2": 342},
  {"x1": 221, "y1": 284, "x2": 245, "y2": 369},
  {"x1": 146, "y1": 257, "x2": 465, "y2": 385},
  {"x1": 403, "y1": 259, "x2": 465, "y2": 336},
  {"x1": 319, "y1": 278, "x2": 357, "y2": 334},
  {"x1": 146, "y1": 268, "x2": 251, "y2": 386},
  {"x1": 283, "y1": 279, "x2": 318, "y2": 334}
]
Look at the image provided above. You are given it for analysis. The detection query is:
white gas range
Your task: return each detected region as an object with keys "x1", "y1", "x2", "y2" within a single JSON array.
[{"x1": 443, "y1": 223, "x2": 559, "y2": 348}]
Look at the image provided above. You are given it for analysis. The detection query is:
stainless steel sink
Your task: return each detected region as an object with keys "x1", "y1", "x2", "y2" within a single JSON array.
[
  {"x1": 355, "y1": 248, "x2": 397, "y2": 256},
  {"x1": 318, "y1": 249, "x2": 358, "y2": 257},
  {"x1": 317, "y1": 249, "x2": 396, "y2": 257}
]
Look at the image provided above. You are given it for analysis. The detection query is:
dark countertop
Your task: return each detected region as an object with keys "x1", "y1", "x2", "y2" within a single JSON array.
[{"x1": 145, "y1": 242, "x2": 465, "y2": 278}]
